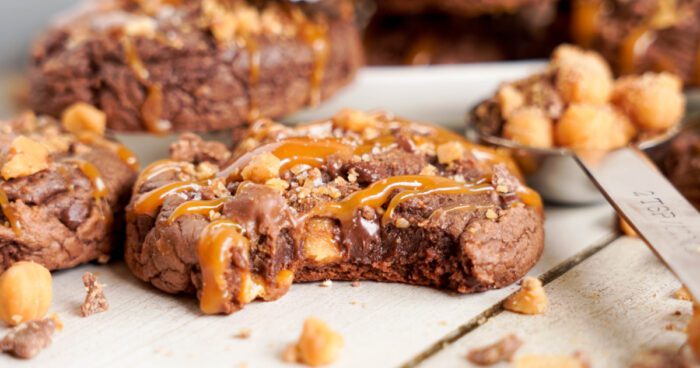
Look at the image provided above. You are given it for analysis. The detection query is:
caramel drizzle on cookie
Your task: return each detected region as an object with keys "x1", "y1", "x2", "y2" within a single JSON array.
[
  {"x1": 303, "y1": 175, "x2": 494, "y2": 229},
  {"x1": 76, "y1": 132, "x2": 140, "y2": 171},
  {"x1": 219, "y1": 138, "x2": 353, "y2": 181},
  {"x1": 71, "y1": 160, "x2": 109, "y2": 201},
  {"x1": 299, "y1": 20, "x2": 329, "y2": 107},
  {"x1": 122, "y1": 37, "x2": 172, "y2": 134},
  {"x1": 167, "y1": 197, "x2": 229, "y2": 224},
  {"x1": 135, "y1": 159, "x2": 183, "y2": 190},
  {"x1": 198, "y1": 219, "x2": 249, "y2": 314},
  {"x1": 133, "y1": 180, "x2": 209, "y2": 216},
  {"x1": 571, "y1": 0, "x2": 603, "y2": 48}
]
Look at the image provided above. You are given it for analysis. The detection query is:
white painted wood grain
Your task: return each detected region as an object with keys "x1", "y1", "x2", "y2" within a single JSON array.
[
  {"x1": 0, "y1": 205, "x2": 615, "y2": 368},
  {"x1": 420, "y1": 236, "x2": 693, "y2": 368}
]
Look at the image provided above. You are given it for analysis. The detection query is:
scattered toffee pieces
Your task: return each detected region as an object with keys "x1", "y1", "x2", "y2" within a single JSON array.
[
  {"x1": 283, "y1": 318, "x2": 344, "y2": 366},
  {"x1": 504, "y1": 277, "x2": 549, "y2": 315},
  {"x1": 80, "y1": 272, "x2": 109, "y2": 317},
  {"x1": 235, "y1": 328, "x2": 252, "y2": 339}
]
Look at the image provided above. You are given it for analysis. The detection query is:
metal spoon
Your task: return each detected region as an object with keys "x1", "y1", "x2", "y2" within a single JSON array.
[{"x1": 467, "y1": 121, "x2": 700, "y2": 300}]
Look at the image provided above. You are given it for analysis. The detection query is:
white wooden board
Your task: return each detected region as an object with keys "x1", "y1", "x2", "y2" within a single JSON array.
[
  {"x1": 420, "y1": 236, "x2": 693, "y2": 368},
  {"x1": 0, "y1": 205, "x2": 615, "y2": 368}
]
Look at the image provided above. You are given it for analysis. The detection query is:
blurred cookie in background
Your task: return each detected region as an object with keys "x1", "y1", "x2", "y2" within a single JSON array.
[
  {"x1": 364, "y1": 0, "x2": 561, "y2": 65},
  {"x1": 656, "y1": 126, "x2": 700, "y2": 209},
  {"x1": 570, "y1": 0, "x2": 700, "y2": 85}
]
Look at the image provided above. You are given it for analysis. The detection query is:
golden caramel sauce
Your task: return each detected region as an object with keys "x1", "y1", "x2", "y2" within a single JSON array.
[
  {"x1": 419, "y1": 122, "x2": 523, "y2": 177},
  {"x1": 72, "y1": 160, "x2": 109, "y2": 200},
  {"x1": 300, "y1": 21, "x2": 329, "y2": 107},
  {"x1": 134, "y1": 159, "x2": 182, "y2": 190},
  {"x1": 382, "y1": 178, "x2": 493, "y2": 225},
  {"x1": 0, "y1": 189, "x2": 21, "y2": 235},
  {"x1": 198, "y1": 219, "x2": 249, "y2": 314},
  {"x1": 306, "y1": 175, "x2": 493, "y2": 227},
  {"x1": 74, "y1": 132, "x2": 140, "y2": 171},
  {"x1": 571, "y1": 0, "x2": 602, "y2": 48},
  {"x1": 116, "y1": 145, "x2": 140, "y2": 171},
  {"x1": 516, "y1": 183, "x2": 544, "y2": 209},
  {"x1": 123, "y1": 36, "x2": 171, "y2": 134},
  {"x1": 219, "y1": 138, "x2": 353, "y2": 180},
  {"x1": 244, "y1": 36, "x2": 262, "y2": 121},
  {"x1": 353, "y1": 135, "x2": 399, "y2": 155},
  {"x1": 141, "y1": 84, "x2": 172, "y2": 134},
  {"x1": 619, "y1": 26, "x2": 656, "y2": 75},
  {"x1": 238, "y1": 271, "x2": 265, "y2": 304},
  {"x1": 122, "y1": 36, "x2": 150, "y2": 81},
  {"x1": 167, "y1": 197, "x2": 229, "y2": 224},
  {"x1": 133, "y1": 180, "x2": 206, "y2": 216},
  {"x1": 404, "y1": 35, "x2": 435, "y2": 66}
]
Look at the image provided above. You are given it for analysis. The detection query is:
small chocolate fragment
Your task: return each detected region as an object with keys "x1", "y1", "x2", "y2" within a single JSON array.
[
  {"x1": 0, "y1": 318, "x2": 56, "y2": 359},
  {"x1": 467, "y1": 334, "x2": 523, "y2": 366},
  {"x1": 80, "y1": 272, "x2": 109, "y2": 317}
]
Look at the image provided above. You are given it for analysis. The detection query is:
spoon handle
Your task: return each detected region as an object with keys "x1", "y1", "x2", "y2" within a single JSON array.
[{"x1": 576, "y1": 147, "x2": 700, "y2": 300}]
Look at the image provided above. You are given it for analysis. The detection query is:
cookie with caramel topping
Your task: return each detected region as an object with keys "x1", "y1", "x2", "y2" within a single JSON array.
[
  {"x1": 0, "y1": 110, "x2": 138, "y2": 272},
  {"x1": 29, "y1": 0, "x2": 362, "y2": 133},
  {"x1": 570, "y1": 0, "x2": 700, "y2": 86},
  {"x1": 124, "y1": 110, "x2": 544, "y2": 315}
]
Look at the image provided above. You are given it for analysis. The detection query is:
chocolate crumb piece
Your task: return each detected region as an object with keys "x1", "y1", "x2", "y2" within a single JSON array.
[
  {"x1": 629, "y1": 347, "x2": 691, "y2": 368},
  {"x1": 235, "y1": 328, "x2": 252, "y2": 339},
  {"x1": 80, "y1": 272, "x2": 109, "y2": 317},
  {"x1": 0, "y1": 318, "x2": 56, "y2": 359},
  {"x1": 467, "y1": 334, "x2": 522, "y2": 366}
]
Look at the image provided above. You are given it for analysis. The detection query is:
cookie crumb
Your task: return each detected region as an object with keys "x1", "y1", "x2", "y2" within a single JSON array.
[
  {"x1": 283, "y1": 317, "x2": 344, "y2": 366},
  {"x1": 0, "y1": 318, "x2": 56, "y2": 359},
  {"x1": 235, "y1": 328, "x2": 252, "y2": 339},
  {"x1": 319, "y1": 279, "x2": 333, "y2": 288},
  {"x1": 466, "y1": 334, "x2": 522, "y2": 365},
  {"x1": 504, "y1": 277, "x2": 548, "y2": 315},
  {"x1": 80, "y1": 272, "x2": 109, "y2": 317},
  {"x1": 350, "y1": 281, "x2": 360, "y2": 287},
  {"x1": 630, "y1": 347, "x2": 688, "y2": 368},
  {"x1": 282, "y1": 344, "x2": 298, "y2": 363}
]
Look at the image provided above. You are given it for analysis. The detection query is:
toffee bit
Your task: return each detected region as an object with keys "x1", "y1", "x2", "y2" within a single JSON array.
[{"x1": 235, "y1": 328, "x2": 252, "y2": 339}]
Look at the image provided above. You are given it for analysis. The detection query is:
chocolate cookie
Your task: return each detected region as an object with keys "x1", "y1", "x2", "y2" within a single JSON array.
[
  {"x1": 125, "y1": 110, "x2": 544, "y2": 315},
  {"x1": 364, "y1": 1, "x2": 559, "y2": 65},
  {"x1": 570, "y1": 0, "x2": 700, "y2": 85},
  {"x1": 29, "y1": 0, "x2": 363, "y2": 134},
  {"x1": 0, "y1": 105, "x2": 138, "y2": 272},
  {"x1": 374, "y1": 0, "x2": 549, "y2": 17}
]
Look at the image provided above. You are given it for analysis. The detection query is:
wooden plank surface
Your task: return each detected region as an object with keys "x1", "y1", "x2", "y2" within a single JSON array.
[
  {"x1": 0, "y1": 205, "x2": 615, "y2": 368},
  {"x1": 420, "y1": 236, "x2": 693, "y2": 367}
]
